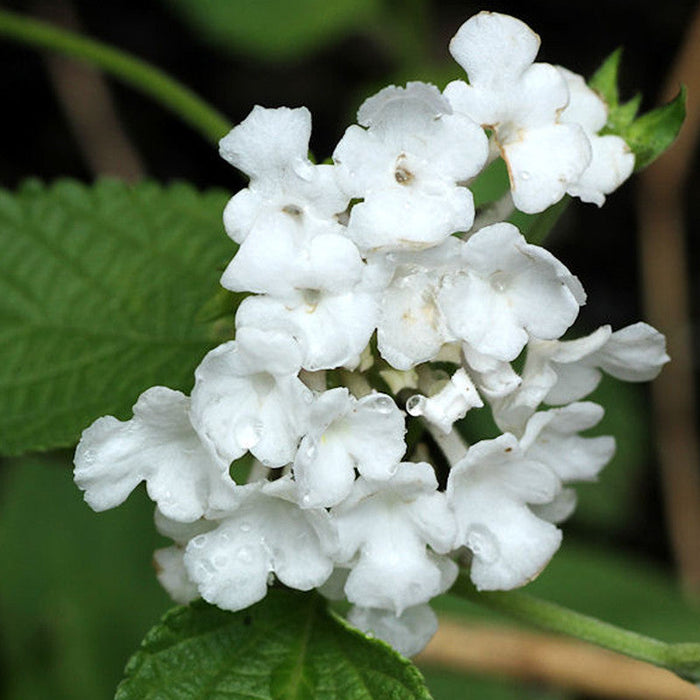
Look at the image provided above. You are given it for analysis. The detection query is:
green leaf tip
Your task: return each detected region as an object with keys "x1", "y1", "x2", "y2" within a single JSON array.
[{"x1": 116, "y1": 588, "x2": 433, "y2": 700}]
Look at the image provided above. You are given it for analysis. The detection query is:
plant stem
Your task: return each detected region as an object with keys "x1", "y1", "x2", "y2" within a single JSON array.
[
  {"x1": 451, "y1": 572, "x2": 700, "y2": 682},
  {"x1": 0, "y1": 9, "x2": 231, "y2": 145}
]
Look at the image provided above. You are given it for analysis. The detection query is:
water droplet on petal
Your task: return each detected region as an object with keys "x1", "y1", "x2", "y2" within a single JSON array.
[
  {"x1": 466, "y1": 524, "x2": 499, "y2": 564},
  {"x1": 406, "y1": 395, "x2": 425, "y2": 416},
  {"x1": 364, "y1": 394, "x2": 395, "y2": 414},
  {"x1": 191, "y1": 535, "x2": 207, "y2": 549},
  {"x1": 301, "y1": 493, "x2": 312, "y2": 506},
  {"x1": 489, "y1": 271, "x2": 509, "y2": 293},
  {"x1": 267, "y1": 572, "x2": 276, "y2": 586},
  {"x1": 239, "y1": 521, "x2": 252, "y2": 533},
  {"x1": 521, "y1": 170, "x2": 531, "y2": 181}
]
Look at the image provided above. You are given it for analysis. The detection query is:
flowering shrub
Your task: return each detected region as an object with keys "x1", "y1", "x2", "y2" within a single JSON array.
[
  {"x1": 1, "y1": 6, "x2": 694, "y2": 698},
  {"x1": 73, "y1": 12, "x2": 669, "y2": 658}
]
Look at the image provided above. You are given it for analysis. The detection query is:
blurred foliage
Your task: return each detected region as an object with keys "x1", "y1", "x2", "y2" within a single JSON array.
[
  {"x1": 161, "y1": 0, "x2": 381, "y2": 61},
  {"x1": 2, "y1": 455, "x2": 698, "y2": 699}
]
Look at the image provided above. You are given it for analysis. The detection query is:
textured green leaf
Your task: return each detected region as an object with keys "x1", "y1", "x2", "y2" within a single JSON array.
[
  {"x1": 116, "y1": 590, "x2": 433, "y2": 700},
  {"x1": 0, "y1": 179, "x2": 236, "y2": 456},
  {"x1": 162, "y1": 0, "x2": 380, "y2": 60}
]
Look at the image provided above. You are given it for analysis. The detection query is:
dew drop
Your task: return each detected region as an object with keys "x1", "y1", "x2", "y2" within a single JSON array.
[
  {"x1": 406, "y1": 394, "x2": 425, "y2": 417},
  {"x1": 520, "y1": 170, "x2": 531, "y2": 181},
  {"x1": 364, "y1": 394, "x2": 395, "y2": 414},
  {"x1": 239, "y1": 521, "x2": 252, "y2": 533},
  {"x1": 191, "y1": 535, "x2": 207, "y2": 549},
  {"x1": 301, "y1": 493, "x2": 312, "y2": 506},
  {"x1": 489, "y1": 271, "x2": 509, "y2": 293},
  {"x1": 267, "y1": 572, "x2": 276, "y2": 586},
  {"x1": 466, "y1": 525, "x2": 500, "y2": 564}
]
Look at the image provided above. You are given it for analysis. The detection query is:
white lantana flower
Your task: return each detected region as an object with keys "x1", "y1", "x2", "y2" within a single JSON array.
[
  {"x1": 221, "y1": 213, "x2": 363, "y2": 299},
  {"x1": 519, "y1": 402, "x2": 616, "y2": 482},
  {"x1": 376, "y1": 237, "x2": 463, "y2": 370},
  {"x1": 462, "y1": 342, "x2": 522, "y2": 399},
  {"x1": 333, "y1": 463, "x2": 457, "y2": 614},
  {"x1": 333, "y1": 82, "x2": 488, "y2": 251},
  {"x1": 438, "y1": 223, "x2": 585, "y2": 362},
  {"x1": 235, "y1": 286, "x2": 379, "y2": 371},
  {"x1": 153, "y1": 547, "x2": 200, "y2": 605},
  {"x1": 406, "y1": 368, "x2": 483, "y2": 434},
  {"x1": 492, "y1": 322, "x2": 669, "y2": 433},
  {"x1": 294, "y1": 389, "x2": 406, "y2": 508},
  {"x1": 74, "y1": 386, "x2": 239, "y2": 522},
  {"x1": 183, "y1": 478, "x2": 336, "y2": 612},
  {"x1": 444, "y1": 12, "x2": 591, "y2": 213},
  {"x1": 190, "y1": 327, "x2": 312, "y2": 467},
  {"x1": 447, "y1": 434, "x2": 562, "y2": 590},
  {"x1": 558, "y1": 67, "x2": 635, "y2": 206},
  {"x1": 347, "y1": 604, "x2": 438, "y2": 658},
  {"x1": 220, "y1": 106, "x2": 347, "y2": 243}
]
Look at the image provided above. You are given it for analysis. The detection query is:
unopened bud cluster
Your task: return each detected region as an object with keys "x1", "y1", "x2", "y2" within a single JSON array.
[{"x1": 74, "y1": 12, "x2": 667, "y2": 656}]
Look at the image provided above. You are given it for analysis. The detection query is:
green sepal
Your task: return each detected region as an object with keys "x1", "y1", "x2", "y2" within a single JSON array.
[{"x1": 115, "y1": 589, "x2": 433, "y2": 700}]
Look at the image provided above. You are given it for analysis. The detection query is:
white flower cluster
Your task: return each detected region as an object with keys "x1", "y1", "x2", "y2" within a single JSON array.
[{"x1": 74, "y1": 12, "x2": 667, "y2": 657}]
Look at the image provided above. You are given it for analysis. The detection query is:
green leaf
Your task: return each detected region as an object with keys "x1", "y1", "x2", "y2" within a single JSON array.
[
  {"x1": 0, "y1": 179, "x2": 236, "y2": 456},
  {"x1": 116, "y1": 590, "x2": 433, "y2": 700},
  {"x1": 588, "y1": 48, "x2": 622, "y2": 108},
  {"x1": 623, "y1": 87, "x2": 686, "y2": 170},
  {"x1": 608, "y1": 92, "x2": 641, "y2": 133},
  {"x1": 162, "y1": 0, "x2": 381, "y2": 61},
  {"x1": 588, "y1": 49, "x2": 685, "y2": 170}
]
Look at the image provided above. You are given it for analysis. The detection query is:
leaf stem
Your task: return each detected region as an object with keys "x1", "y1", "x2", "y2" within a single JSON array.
[
  {"x1": 451, "y1": 572, "x2": 700, "y2": 682},
  {"x1": 0, "y1": 9, "x2": 231, "y2": 144}
]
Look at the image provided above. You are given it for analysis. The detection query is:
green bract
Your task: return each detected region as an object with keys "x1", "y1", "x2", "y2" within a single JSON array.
[
  {"x1": 0, "y1": 179, "x2": 236, "y2": 456},
  {"x1": 116, "y1": 590, "x2": 433, "y2": 700},
  {"x1": 589, "y1": 49, "x2": 686, "y2": 170}
]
